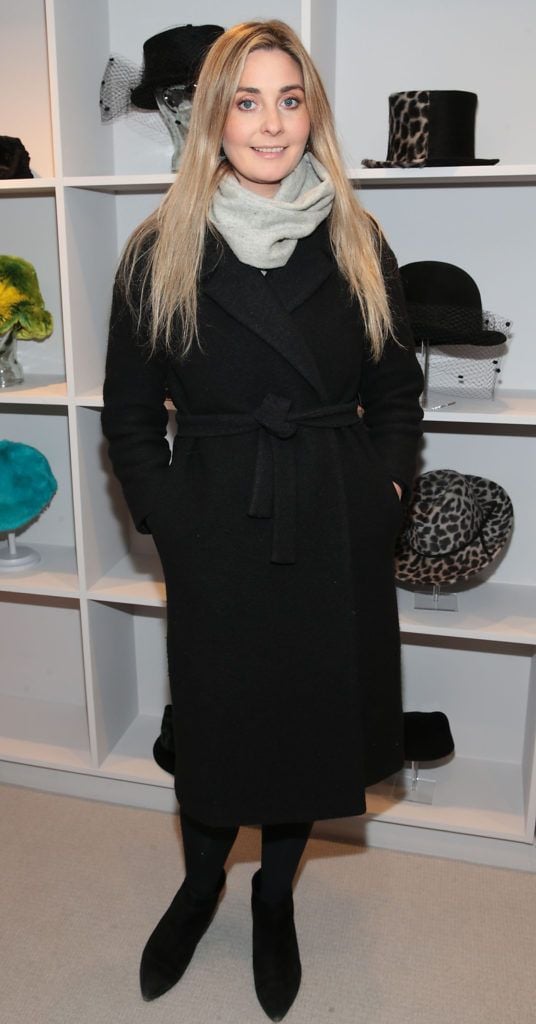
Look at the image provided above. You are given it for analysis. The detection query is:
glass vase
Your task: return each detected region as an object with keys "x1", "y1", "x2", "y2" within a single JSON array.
[{"x1": 0, "y1": 327, "x2": 24, "y2": 387}]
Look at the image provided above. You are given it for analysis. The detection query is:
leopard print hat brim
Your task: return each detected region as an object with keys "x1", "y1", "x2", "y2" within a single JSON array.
[
  {"x1": 361, "y1": 158, "x2": 499, "y2": 168},
  {"x1": 395, "y1": 469, "x2": 514, "y2": 586}
]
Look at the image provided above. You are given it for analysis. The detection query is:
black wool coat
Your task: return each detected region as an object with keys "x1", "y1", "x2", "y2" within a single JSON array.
[{"x1": 101, "y1": 221, "x2": 424, "y2": 827}]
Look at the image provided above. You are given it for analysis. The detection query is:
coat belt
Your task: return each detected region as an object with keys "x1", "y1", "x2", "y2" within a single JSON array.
[{"x1": 175, "y1": 393, "x2": 360, "y2": 564}]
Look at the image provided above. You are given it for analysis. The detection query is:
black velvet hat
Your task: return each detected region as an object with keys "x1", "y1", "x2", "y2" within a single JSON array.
[
  {"x1": 403, "y1": 711, "x2": 455, "y2": 762},
  {"x1": 0, "y1": 136, "x2": 32, "y2": 179},
  {"x1": 130, "y1": 24, "x2": 224, "y2": 109},
  {"x1": 362, "y1": 90, "x2": 498, "y2": 168},
  {"x1": 399, "y1": 262, "x2": 510, "y2": 346}
]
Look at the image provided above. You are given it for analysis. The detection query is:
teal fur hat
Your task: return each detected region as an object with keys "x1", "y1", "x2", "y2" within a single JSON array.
[{"x1": 0, "y1": 440, "x2": 57, "y2": 532}]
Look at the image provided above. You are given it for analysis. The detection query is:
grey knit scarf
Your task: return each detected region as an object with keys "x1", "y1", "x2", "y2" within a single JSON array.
[{"x1": 209, "y1": 152, "x2": 335, "y2": 270}]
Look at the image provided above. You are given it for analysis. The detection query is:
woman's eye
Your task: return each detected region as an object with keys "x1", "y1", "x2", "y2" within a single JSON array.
[
  {"x1": 238, "y1": 98, "x2": 256, "y2": 110},
  {"x1": 281, "y1": 96, "x2": 300, "y2": 109}
]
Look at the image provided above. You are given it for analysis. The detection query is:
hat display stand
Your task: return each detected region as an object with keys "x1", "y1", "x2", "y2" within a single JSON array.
[
  {"x1": 0, "y1": 327, "x2": 24, "y2": 388},
  {"x1": 413, "y1": 581, "x2": 458, "y2": 612},
  {"x1": 394, "y1": 711, "x2": 455, "y2": 805},
  {"x1": 153, "y1": 86, "x2": 193, "y2": 173},
  {"x1": 418, "y1": 337, "x2": 504, "y2": 412},
  {"x1": 0, "y1": 530, "x2": 41, "y2": 571}
]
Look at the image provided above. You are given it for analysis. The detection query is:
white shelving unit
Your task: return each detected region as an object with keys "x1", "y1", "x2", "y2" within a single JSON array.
[{"x1": 1, "y1": 0, "x2": 535, "y2": 871}]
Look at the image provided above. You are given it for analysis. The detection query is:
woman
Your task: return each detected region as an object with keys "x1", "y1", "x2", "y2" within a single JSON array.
[{"x1": 102, "y1": 19, "x2": 424, "y2": 1021}]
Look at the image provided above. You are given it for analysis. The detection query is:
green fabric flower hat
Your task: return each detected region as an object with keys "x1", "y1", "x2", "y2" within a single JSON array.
[
  {"x1": 0, "y1": 255, "x2": 53, "y2": 339},
  {"x1": 0, "y1": 255, "x2": 53, "y2": 387}
]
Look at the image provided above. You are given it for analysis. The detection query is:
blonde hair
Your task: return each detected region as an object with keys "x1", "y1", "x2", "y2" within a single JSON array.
[{"x1": 119, "y1": 19, "x2": 393, "y2": 361}]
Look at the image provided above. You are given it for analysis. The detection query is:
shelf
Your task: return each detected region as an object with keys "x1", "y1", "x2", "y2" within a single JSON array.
[
  {"x1": 0, "y1": 695, "x2": 90, "y2": 771},
  {"x1": 398, "y1": 582, "x2": 536, "y2": 646},
  {"x1": 63, "y1": 174, "x2": 175, "y2": 194},
  {"x1": 76, "y1": 388, "x2": 174, "y2": 411},
  {"x1": 422, "y1": 389, "x2": 536, "y2": 425},
  {"x1": 0, "y1": 179, "x2": 56, "y2": 196},
  {"x1": 0, "y1": 545, "x2": 79, "y2": 598},
  {"x1": 77, "y1": 388, "x2": 536, "y2": 425},
  {"x1": 75, "y1": 387, "x2": 104, "y2": 407},
  {"x1": 350, "y1": 165, "x2": 536, "y2": 187},
  {"x1": 86, "y1": 552, "x2": 166, "y2": 606},
  {"x1": 17, "y1": 166, "x2": 536, "y2": 195},
  {"x1": 0, "y1": 376, "x2": 68, "y2": 405},
  {"x1": 367, "y1": 756, "x2": 528, "y2": 841},
  {"x1": 98, "y1": 713, "x2": 173, "y2": 787}
]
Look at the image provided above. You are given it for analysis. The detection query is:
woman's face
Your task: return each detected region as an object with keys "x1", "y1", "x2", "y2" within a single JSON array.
[{"x1": 222, "y1": 48, "x2": 311, "y2": 198}]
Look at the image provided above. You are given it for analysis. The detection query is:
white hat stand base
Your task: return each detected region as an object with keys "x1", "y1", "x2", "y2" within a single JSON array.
[{"x1": 0, "y1": 531, "x2": 41, "y2": 572}]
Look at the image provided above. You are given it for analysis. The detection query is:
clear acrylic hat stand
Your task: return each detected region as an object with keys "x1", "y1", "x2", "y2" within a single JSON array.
[
  {"x1": 0, "y1": 531, "x2": 41, "y2": 571},
  {"x1": 418, "y1": 336, "x2": 503, "y2": 413},
  {"x1": 413, "y1": 582, "x2": 458, "y2": 612}
]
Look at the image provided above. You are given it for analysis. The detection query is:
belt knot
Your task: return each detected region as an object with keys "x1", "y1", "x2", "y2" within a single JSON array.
[{"x1": 253, "y1": 393, "x2": 297, "y2": 439}]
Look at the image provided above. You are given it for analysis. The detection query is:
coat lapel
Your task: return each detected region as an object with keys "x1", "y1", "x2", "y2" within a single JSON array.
[{"x1": 201, "y1": 225, "x2": 335, "y2": 400}]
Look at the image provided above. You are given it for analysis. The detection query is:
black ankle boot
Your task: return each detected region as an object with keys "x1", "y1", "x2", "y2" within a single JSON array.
[
  {"x1": 140, "y1": 868, "x2": 226, "y2": 1001},
  {"x1": 251, "y1": 868, "x2": 302, "y2": 1021}
]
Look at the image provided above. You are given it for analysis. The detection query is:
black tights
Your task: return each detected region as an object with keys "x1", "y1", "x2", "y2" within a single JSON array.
[{"x1": 180, "y1": 808, "x2": 313, "y2": 904}]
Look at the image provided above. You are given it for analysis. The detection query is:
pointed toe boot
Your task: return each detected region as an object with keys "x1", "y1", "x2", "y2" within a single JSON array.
[
  {"x1": 251, "y1": 868, "x2": 302, "y2": 1021},
  {"x1": 140, "y1": 868, "x2": 226, "y2": 1001}
]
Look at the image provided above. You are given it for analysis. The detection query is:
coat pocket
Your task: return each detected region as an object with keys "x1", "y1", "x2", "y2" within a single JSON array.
[
  {"x1": 144, "y1": 435, "x2": 197, "y2": 534},
  {"x1": 354, "y1": 422, "x2": 404, "y2": 522}
]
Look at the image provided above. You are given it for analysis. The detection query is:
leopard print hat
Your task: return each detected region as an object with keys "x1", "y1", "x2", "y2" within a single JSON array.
[
  {"x1": 395, "y1": 469, "x2": 513, "y2": 586},
  {"x1": 362, "y1": 90, "x2": 498, "y2": 168}
]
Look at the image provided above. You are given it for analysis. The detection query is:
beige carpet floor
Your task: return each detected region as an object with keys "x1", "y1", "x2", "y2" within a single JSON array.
[{"x1": 1, "y1": 783, "x2": 535, "y2": 1024}]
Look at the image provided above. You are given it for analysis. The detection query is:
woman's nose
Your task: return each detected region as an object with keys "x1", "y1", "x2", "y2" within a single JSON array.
[{"x1": 261, "y1": 105, "x2": 283, "y2": 134}]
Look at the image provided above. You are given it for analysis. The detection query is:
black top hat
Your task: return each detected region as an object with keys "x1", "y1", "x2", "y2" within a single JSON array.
[
  {"x1": 0, "y1": 136, "x2": 32, "y2": 179},
  {"x1": 395, "y1": 469, "x2": 513, "y2": 586},
  {"x1": 399, "y1": 262, "x2": 510, "y2": 346},
  {"x1": 362, "y1": 91, "x2": 498, "y2": 168},
  {"x1": 130, "y1": 24, "x2": 224, "y2": 109}
]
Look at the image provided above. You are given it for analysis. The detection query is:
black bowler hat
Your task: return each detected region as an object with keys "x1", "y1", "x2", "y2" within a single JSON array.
[
  {"x1": 130, "y1": 24, "x2": 224, "y2": 109},
  {"x1": 362, "y1": 90, "x2": 498, "y2": 168},
  {"x1": 403, "y1": 711, "x2": 455, "y2": 763},
  {"x1": 399, "y1": 262, "x2": 510, "y2": 346}
]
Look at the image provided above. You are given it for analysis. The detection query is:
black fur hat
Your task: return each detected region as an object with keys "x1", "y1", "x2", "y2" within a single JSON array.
[
  {"x1": 130, "y1": 24, "x2": 224, "y2": 109},
  {"x1": 362, "y1": 90, "x2": 498, "y2": 168},
  {"x1": 0, "y1": 136, "x2": 32, "y2": 179}
]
